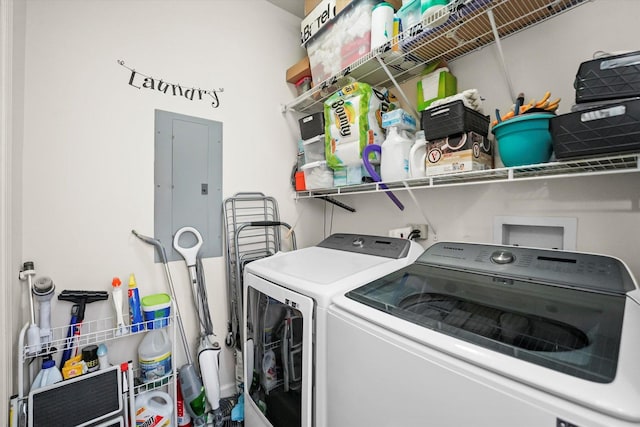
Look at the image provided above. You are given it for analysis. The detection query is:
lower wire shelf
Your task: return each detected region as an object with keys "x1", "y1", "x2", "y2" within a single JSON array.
[{"x1": 294, "y1": 153, "x2": 640, "y2": 199}]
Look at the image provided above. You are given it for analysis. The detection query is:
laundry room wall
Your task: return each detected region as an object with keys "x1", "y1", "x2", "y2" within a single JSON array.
[
  {"x1": 303, "y1": 0, "x2": 640, "y2": 278},
  {"x1": 16, "y1": 0, "x2": 308, "y2": 396}
]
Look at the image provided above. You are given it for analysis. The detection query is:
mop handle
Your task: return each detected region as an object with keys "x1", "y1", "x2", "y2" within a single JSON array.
[
  {"x1": 173, "y1": 227, "x2": 203, "y2": 267},
  {"x1": 131, "y1": 230, "x2": 194, "y2": 366}
]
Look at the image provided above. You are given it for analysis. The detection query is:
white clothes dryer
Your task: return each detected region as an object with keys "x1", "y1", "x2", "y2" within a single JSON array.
[
  {"x1": 242, "y1": 233, "x2": 424, "y2": 427},
  {"x1": 326, "y1": 241, "x2": 640, "y2": 427}
]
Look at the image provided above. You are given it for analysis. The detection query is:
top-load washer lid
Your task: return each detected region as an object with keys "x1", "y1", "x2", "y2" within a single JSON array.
[
  {"x1": 345, "y1": 242, "x2": 638, "y2": 384},
  {"x1": 245, "y1": 233, "x2": 424, "y2": 307}
]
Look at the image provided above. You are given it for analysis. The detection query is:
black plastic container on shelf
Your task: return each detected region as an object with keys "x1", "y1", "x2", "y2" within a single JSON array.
[
  {"x1": 421, "y1": 100, "x2": 490, "y2": 141},
  {"x1": 575, "y1": 51, "x2": 640, "y2": 103},
  {"x1": 298, "y1": 111, "x2": 325, "y2": 141},
  {"x1": 550, "y1": 97, "x2": 640, "y2": 159}
]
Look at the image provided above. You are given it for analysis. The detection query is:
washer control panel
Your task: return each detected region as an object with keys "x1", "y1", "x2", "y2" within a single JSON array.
[{"x1": 418, "y1": 242, "x2": 635, "y2": 294}]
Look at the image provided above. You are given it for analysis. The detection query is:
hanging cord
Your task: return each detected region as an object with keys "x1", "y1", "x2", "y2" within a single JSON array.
[
  {"x1": 195, "y1": 257, "x2": 215, "y2": 336},
  {"x1": 403, "y1": 182, "x2": 438, "y2": 240}
]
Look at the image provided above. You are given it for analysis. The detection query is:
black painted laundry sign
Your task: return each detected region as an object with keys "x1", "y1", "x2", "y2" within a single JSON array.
[{"x1": 118, "y1": 60, "x2": 223, "y2": 108}]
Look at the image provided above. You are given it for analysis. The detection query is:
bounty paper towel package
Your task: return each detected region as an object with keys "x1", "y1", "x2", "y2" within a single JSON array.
[{"x1": 324, "y1": 82, "x2": 394, "y2": 170}]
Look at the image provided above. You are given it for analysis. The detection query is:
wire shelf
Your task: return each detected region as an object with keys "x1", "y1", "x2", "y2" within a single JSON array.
[
  {"x1": 285, "y1": 0, "x2": 588, "y2": 114},
  {"x1": 294, "y1": 153, "x2": 640, "y2": 199},
  {"x1": 21, "y1": 315, "x2": 173, "y2": 360}
]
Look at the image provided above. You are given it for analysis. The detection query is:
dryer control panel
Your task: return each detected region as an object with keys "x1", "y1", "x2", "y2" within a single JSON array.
[{"x1": 317, "y1": 233, "x2": 411, "y2": 259}]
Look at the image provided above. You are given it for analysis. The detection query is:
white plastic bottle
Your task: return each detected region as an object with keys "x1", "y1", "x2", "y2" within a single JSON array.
[
  {"x1": 381, "y1": 126, "x2": 414, "y2": 182},
  {"x1": 31, "y1": 359, "x2": 63, "y2": 390},
  {"x1": 409, "y1": 130, "x2": 427, "y2": 178},
  {"x1": 135, "y1": 390, "x2": 174, "y2": 427},
  {"x1": 138, "y1": 328, "x2": 172, "y2": 384}
]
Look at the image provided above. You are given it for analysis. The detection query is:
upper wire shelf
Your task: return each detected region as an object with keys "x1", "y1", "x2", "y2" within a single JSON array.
[
  {"x1": 294, "y1": 153, "x2": 640, "y2": 199},
  {"x1": 285, "y1": 0, "x2": 588, "y2": 114}
]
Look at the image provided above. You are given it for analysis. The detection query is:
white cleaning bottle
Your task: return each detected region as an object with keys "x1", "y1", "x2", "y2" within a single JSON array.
[
  {"x1": 381, "y1": 126, "x2": 414, "y2": 182},
  {"x1": 111, "y1": 277, "x2": 127, "y2": 336},
  {"x1": 31, "y1": 359, "x2": 63, "y2": 390}
]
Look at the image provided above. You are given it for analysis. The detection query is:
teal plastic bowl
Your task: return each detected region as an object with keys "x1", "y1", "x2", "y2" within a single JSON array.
[{"x1": 492, "y1": 113, "x2": 555, "y2": 167}]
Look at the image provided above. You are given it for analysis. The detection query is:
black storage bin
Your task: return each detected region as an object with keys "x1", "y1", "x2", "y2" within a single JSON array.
[
  {"x1": 421, "y1": 100, "x2": 490, "y2": 141},
  {"x1": 298, "y1": 111, "x2": 325, "y2": 141},
  {"x1": 575, "y1": 51, "x2": 640, "y2": 103},
  {"x1": 550, "y1": 97, "x2": 640, "y2": 159}
]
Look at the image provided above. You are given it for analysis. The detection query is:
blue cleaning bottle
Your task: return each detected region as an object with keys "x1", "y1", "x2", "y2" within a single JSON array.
[{"x1": 128, "y1": 273, "x2": 145, "y2": 332}]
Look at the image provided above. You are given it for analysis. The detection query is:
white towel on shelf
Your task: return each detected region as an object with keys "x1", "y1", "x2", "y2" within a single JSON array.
[{"x1": 426, "y1": 89, "x2": 484, "y2": 114}]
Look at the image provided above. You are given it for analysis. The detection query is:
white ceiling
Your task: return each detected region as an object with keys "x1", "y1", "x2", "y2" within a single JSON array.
[{"x1": 266, "y1": 0, "x2": 305, "y2": 18}]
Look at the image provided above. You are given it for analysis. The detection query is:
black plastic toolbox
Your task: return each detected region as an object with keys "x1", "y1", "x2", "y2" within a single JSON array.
[
  {"x1": 421, "y1": 100, "x2": 490, "y2": 141},
  {"x1": 575, "y1": 51, "x2": 640, "y2": 103},
  {"x1": 550, "y1": 97, "x2": 640, "y2": 159}
]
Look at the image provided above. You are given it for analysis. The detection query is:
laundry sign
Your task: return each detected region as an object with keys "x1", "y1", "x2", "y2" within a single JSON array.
[{"x1": 118, "y1": 60, "x2": 224, "y2": 108}]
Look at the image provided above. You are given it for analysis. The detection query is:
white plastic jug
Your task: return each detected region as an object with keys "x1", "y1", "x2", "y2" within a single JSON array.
[
  {"x1": 135, "y1": 390, "x2": 174, "y2": 427},
  {"x1": 409, "y1": 130, "x2": 427, "y2": 178},
  {"x1": 138, "y1": 328, "x2": 172, "y2": 383},
  {"x1": 381, "y1": 127, "x2": 414, "y2": 182}
]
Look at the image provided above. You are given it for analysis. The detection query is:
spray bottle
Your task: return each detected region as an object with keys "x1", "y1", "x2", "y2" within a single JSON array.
[
  {"x1": 128, "y1": 273, "x2": 145, "y2": 333},
  {"x1": 112, "y1": 277, "x2": 128, "y2": 336}
]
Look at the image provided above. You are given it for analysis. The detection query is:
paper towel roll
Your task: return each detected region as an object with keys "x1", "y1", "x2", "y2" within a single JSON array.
[{"x1": 371, "y1": 2, "x2": 395, "y2": 51}]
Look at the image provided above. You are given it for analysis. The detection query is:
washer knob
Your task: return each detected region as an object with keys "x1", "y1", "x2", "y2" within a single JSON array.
[
  {"x1": 491, "y1": 250, "x2": 515, "y2": 264},
  {"x1": 352, "y1": 237, "x2": 364, "y2": 248}
]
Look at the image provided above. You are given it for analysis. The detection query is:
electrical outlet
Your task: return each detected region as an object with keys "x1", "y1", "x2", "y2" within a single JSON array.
[
  {"x1": 388, "y1": 227, "x2": 413, "y2": 239},
  {"x1": 408, "y1": 224, "x2": 428, "y2": 240}
]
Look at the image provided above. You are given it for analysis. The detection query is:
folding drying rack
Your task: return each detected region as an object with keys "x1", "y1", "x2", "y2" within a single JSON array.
[{"x1": 223, "y1": 193, "x2": 296, "y2": 355}]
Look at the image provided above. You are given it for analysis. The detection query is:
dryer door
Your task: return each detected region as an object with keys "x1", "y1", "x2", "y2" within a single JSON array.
[{"x1": 243, "y1": 273, "x2": 314, "y2": 427}]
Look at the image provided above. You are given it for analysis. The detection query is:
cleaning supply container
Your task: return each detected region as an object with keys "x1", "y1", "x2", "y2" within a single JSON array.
[
  {"x1": 381, "y1": 127, "x2": 414, "y2": 182},
  {"x1": 31, "y1": 359, "x2": 63, "y2": 390},
  {"x1": 142, "y1": 293, "x2": 171, "y2": 329},
  {"x1": 135, "y1": 390, "x2": 174, "y2": 427},
  {"x1": 139, "y1": 328, "x2": 172, "y2": 385},
  {"x1": 371, "y1": 2, "x2": 394, "y2": 50},
  {"x1": 128, "y1": 273, "x2": 145, "y2": 333}
]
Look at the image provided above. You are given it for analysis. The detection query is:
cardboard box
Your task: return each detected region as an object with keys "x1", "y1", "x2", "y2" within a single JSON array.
[
  {"x1": 305, "y1": 0, "x2": 324, "y2": 15},
  {"x1": 286, "y1": 56, "x2": 311, "y2": 84},
  {"x1": 426, "y1": 131, "x2": 493, "y2": 176}
]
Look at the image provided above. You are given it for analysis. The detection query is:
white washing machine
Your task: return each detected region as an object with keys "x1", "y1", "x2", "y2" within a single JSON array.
[
  {"x1": 241, "y1": 233, "x2": 424, "y2": 427},
  {"x1": 326, "y1": 241, "x2": 640, "y2": 427}
]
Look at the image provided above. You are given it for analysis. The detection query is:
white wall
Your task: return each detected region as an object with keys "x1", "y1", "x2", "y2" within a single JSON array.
[
  {"x1": 18, "y1": 0, "x2": 304, "y2": 396},
  {"x1": 302, "y1": 0, "x2": 640, "y2": 277}
]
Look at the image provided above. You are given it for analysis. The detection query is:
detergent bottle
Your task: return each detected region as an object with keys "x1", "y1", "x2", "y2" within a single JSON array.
[
  {"x1": 31, "y1": 358, "x2": 63, "y2": 390},
  {"x1": 380, "y1": 126, "x2": 414, "y2": 182},
  {"x1": 409, "y1": 130, "x2": 427, "y2": 178},
  {"x1": 135, "y1": 390, "x2": 174, "y2": 427}
]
